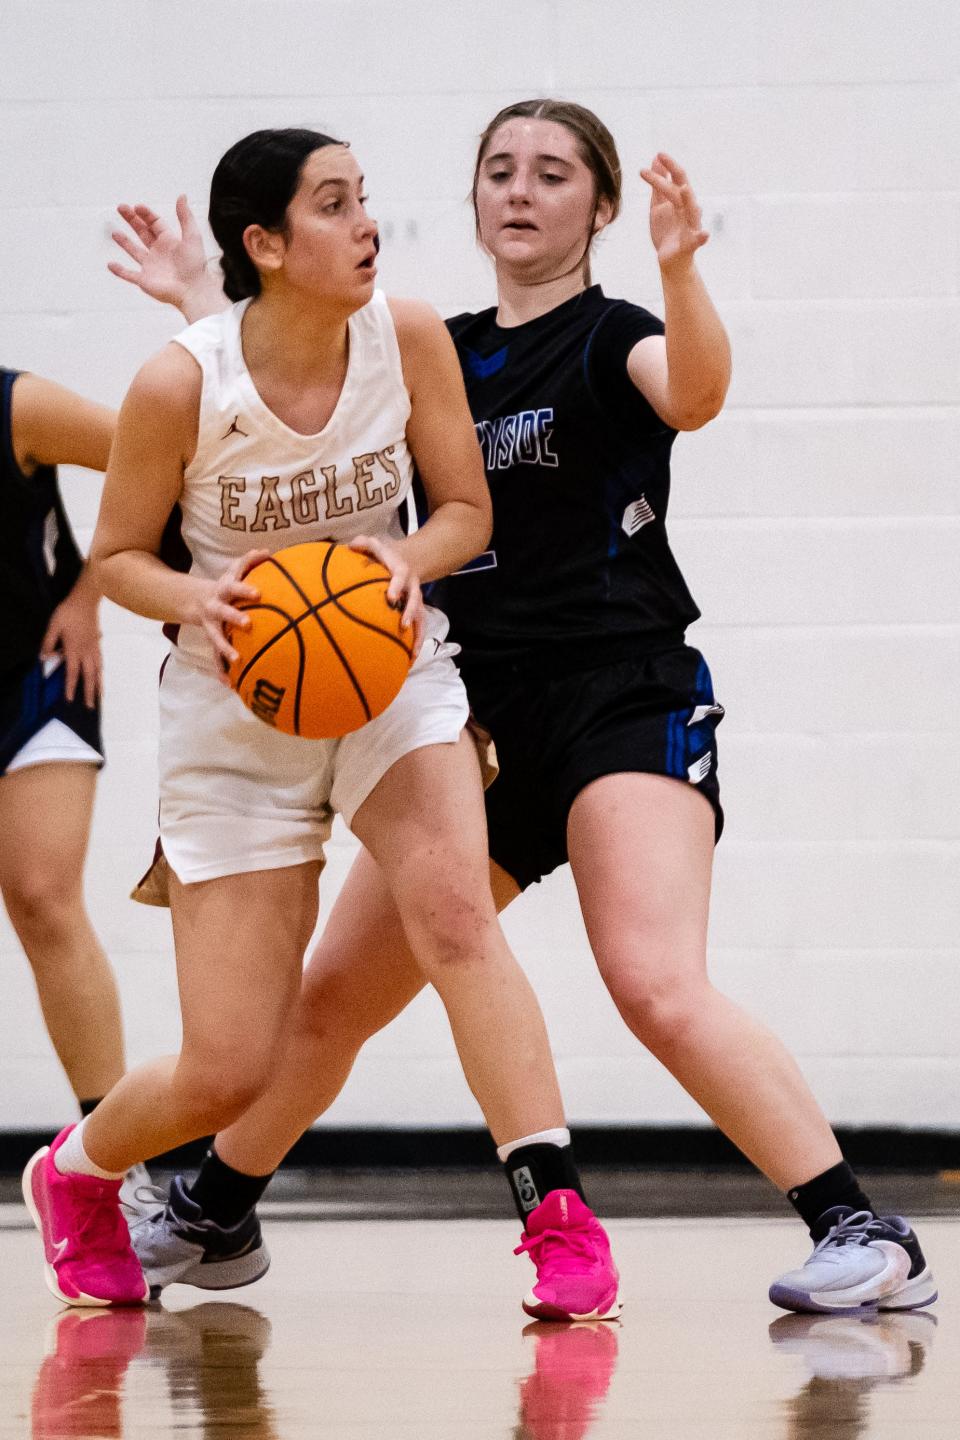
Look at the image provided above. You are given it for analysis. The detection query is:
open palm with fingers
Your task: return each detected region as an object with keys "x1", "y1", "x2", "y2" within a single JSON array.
[
  {"x1": 640, "y1": 152, "x2": 709, "y2": 274},
  {"x1": 108, "y1": 194, "x2": 208, "y2": 308}
]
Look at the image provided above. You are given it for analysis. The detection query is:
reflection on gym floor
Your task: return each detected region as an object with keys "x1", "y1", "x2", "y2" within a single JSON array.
[{"x1": 3, "y1": 1215, "x2": 954, "y2": 1439}]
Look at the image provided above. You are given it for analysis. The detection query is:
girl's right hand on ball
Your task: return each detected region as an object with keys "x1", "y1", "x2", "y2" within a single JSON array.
[{"x1": 197, "y1": 550, "x2": 269, "y2": 680}]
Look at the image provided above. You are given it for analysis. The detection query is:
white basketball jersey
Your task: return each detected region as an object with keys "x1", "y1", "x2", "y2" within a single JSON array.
[{"x1": 169, "y1": 291, "x2": 417, "y2": 670}]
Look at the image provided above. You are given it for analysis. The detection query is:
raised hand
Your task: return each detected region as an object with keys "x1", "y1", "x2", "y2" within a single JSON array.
[
  {"x1": 108, "y1": 194, "x2": 217, "y2": 315},
  {"x1": 639, "y1": 153, "x2": 709, "y2": 275}
]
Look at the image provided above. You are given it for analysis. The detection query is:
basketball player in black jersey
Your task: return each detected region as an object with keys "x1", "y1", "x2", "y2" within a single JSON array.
[
  {"x1": 108, "y1": 101, "x2": 935, "y2": 1318},
  {"x1": 0, "y1": 371, "x2": 130, "y2": 1131}
]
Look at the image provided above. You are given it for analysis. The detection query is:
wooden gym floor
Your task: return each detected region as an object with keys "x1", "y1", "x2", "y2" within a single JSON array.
[{"x1": 0, "y1": 1197, "x2": 956, "y2": 1439}]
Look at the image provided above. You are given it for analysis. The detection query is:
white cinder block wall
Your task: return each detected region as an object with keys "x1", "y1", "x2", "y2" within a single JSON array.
[{"x1": 1, "y1": 1, "x2": 957, "y2": 1132}]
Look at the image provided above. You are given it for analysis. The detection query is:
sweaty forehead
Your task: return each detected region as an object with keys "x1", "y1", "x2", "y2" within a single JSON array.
[{"x1": 486, "y1": 118, "x2": 582, "y2": 163}]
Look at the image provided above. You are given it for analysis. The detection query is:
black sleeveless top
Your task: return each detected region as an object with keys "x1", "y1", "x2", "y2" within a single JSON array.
[
  {"x1": 1, "y1": 369, "x2": 83, "y2": 681},
  {"x1": 431, "y1": 287, "x2": 700, "y2": 669}
]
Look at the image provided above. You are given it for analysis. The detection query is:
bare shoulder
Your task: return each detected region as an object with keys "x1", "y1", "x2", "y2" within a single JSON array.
[
  {"x1": 385, "y1": 295, "x2": 451, "y2": 351},
  {"x1": 126, "y1": 342, "x2": 201, "y2": 411},
  {"x1": 385, "y1": 297, "x2": 457, "y2": 396},
  {"x1": 116, "y1": 344, "x2": 202, "y2": 472}
]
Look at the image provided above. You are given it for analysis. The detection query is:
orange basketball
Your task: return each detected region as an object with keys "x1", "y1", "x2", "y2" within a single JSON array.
[{"x1": 226, "y1": 540, "x2": 414, "y2": 739}]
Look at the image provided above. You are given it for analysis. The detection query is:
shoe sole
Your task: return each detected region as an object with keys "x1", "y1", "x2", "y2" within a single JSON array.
[
  {"x1": 522, "y1": 1292, "x2": 622, "y2": 1323},
  {"x1": 22, "y1": 1147, "x2": 149, "y2": 1310},
  {"x1": 768, "y1": 1282, "x2": 883, "y2": 1316},
  {"x1": 769, "y1": 1272, "x2": 938, "y2": 1316},
  {"x1": 153, "y1": 1247, "x2": 271, "y2": 1298},
  {"x1": 878, "y1": 1266, "x2": 938, "y2": 1311}
]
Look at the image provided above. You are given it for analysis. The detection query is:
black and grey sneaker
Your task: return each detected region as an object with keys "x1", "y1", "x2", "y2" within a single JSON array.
[
  {"x1": 769, "y1": 1207, "x2": 937, "y2": 1315},
  {"x1": 129, "y1": 1175, "x2": 270, "y2": 1299}
]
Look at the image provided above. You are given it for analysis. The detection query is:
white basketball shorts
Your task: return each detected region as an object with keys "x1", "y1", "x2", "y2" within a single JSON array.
[{"x1": 157, "y1": 614, "x2": 470, "y2": 886}]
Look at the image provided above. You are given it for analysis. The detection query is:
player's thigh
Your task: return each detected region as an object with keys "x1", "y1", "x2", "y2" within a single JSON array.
[
  {"x1": 0, "y1": 761, "x2": 97, "y2": 901},
  {"x1": 302, "y1": 847, "x2": 519, "y2": 1033},
  {"x1": 170, "y1": 861, "x2": 320, "y2": 1063},
  {"x1": 350, "y1": 731, "x2": 493, "y2": 900},
  {"x1": 567, "y1": 771, "x2": 714, "y2": 994}
]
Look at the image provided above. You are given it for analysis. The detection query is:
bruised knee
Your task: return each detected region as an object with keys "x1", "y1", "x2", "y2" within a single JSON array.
[{"x1": 399, "y1": 881, "x2": 500, "y2": 971}]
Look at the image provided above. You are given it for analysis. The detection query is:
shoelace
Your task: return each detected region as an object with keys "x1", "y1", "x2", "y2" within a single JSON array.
[
  {"x1": 815, "y1": 1210, "x2": 877, "y2": 1253},
  {"x1": 123, "y1": 1188, "x2": 225, "y2": 1242},
  {"x1": 121, "y1": 1183, "x2": 168, "y2": 1226},
  {"x1": 515, "y1": 1225, "x2": 601, "y2": 1271}
]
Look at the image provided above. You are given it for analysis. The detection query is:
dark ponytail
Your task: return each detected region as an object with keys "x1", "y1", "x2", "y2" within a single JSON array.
[{"x1": 209, "y1": 128, "x2": 346, "y2": 301}]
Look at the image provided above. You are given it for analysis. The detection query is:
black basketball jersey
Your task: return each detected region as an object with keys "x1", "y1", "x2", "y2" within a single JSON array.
[
  {"x1": 432, "y1": 286, "x2": 700, "y2": 666},
  {"x1": 1, "y1": 368, "x2": 83, "y2": 680}
]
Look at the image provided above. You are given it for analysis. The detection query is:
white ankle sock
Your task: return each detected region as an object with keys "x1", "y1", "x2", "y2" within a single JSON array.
[
  {"x1": 496, "y1": 1127, "x2": 572, "y2": 1164},
  {"x1": 53, "y1": 1119, "x2": 126, "y2": 1180}
]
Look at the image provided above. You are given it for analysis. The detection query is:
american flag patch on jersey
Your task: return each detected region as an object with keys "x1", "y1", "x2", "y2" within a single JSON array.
[{"x1": 622, "y1": 495, "x2": 656, "y2": 536}]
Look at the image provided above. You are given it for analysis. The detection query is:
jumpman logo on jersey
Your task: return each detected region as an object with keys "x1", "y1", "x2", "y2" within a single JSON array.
[{"x1": 222, "y1": 414, "x2": 249, "y2": 439}]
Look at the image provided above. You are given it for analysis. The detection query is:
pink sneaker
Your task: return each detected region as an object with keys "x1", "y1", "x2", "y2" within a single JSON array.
[
  {"x1": 22, "y1": 1125, "x2": 150, "y2": 1307},
  {"x1": 514, "y1": 1190, "x2": 621, "y2": 1322}
]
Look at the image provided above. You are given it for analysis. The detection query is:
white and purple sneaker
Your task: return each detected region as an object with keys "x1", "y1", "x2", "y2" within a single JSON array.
[{"x1": 769, "y1": 1207, "x2": 937, "y2": 1315}]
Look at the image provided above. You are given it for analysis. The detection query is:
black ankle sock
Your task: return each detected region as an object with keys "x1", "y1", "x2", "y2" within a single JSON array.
[
  {"x1": 502, "y1": 1142, "x2": 586, "y2": 1224},
  {"x1": 186, "y1": 1148, "x2": 275, "y2": 1229},
  {"x1": 77, "y1": 1097, "x2": 103, "y2": 1118},
  {"x1": 787, "y1": 1160, "x2": 875, "y2": 1238}
]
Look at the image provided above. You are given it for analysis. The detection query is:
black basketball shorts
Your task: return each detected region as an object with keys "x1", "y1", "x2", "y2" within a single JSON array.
[
  {"x1": 0, "y1": 654, "x2": 104, "y2": 777},
  {"x1": 463, "y1": 644, "x2": 724, "y2": 891}
]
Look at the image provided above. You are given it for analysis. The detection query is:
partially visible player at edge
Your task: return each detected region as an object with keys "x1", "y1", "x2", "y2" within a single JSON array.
[
  {"x1": 111, "y1": 100, "x2": 935, "y2": 1318},
  {"x1": 1, "y1": 369, "x2": 149, "y2": 1210},
  {"x1": 22, "y1": 126, "x2": 619, "y2": 1321}
]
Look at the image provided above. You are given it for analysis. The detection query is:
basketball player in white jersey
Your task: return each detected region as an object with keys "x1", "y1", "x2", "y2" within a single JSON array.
[{"x1": 23, "y1": 128, "x2": 619, "y2": 1320}]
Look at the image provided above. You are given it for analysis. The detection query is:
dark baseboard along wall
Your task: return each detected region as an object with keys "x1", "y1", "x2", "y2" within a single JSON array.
[{"x1": 1, "y1": 1125, "x2": 958, "y2": 1176}]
